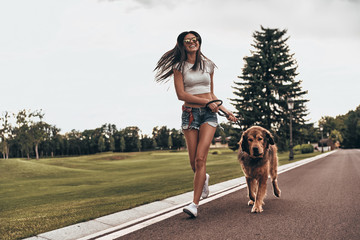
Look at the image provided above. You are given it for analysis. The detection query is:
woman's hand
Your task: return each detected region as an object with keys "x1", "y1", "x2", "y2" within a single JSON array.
[
  {"x1": 225, "y1": 111, "x2": 238, "y2": 122},
  {"x1": 207, "y1": 101, "x2": 220, "y2": 113}
]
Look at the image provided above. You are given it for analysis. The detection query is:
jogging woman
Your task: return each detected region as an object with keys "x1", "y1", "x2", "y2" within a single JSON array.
[{"x1": 154, "y1": 31, "x2": 237, "y2": 217}]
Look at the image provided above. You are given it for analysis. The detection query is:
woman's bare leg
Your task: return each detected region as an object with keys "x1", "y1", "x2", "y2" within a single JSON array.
[
  {"x1": 183, "y1": 129, "x2": 199, "y2": 172},
  {"x1": 192, "y1": 123, "x2": 217, "y2": 204}
]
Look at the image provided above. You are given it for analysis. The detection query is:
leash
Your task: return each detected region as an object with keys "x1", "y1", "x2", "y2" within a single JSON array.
[{"x1": 205, "y1": 100, "x2": 242, "y2": 128}]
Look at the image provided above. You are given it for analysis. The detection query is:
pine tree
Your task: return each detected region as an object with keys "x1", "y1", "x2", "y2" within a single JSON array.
[{"x1": 231, "y1": 26, "x2": 309, "y2": 150}]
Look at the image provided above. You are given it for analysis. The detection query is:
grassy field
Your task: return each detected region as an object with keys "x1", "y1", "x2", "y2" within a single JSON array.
[{"x1": 0, "y1": 149, "x2": 322, "y2": 239}]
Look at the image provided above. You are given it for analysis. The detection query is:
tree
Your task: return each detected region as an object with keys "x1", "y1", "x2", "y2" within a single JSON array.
[
  {"x1": 13, "y1": 110, "x2": 33, "y2": 159},
  {"x1": 137, "y1": 137, "x2": 141, "y2": 152},
  {"x1": 122, "y1": 126, "x2": 141, "y2": 152},
  {"x1": 319, "y1": 116, "x2": 339, "y2": 137},
  {"x1": 140, "y1": 134, "x2": 154, "y2": 151},
  {"x1": 48, "y1": 125, "x2": 61, "y2": 157},
  {"x1": 101, "y1": 123, "x2": 117, "y2": 151},
  {"x1": 109, "y1": 136, "x2": 115, "y2": 152},
  {"x1": 317, "y1": 105, "x2": 359, "y2": 148},
  {"x1": 230, "y1": 26, "x2": 309, "y2": 151},
  {"x1": 170, "y1": 128, "x2": 185, "y2": 150},
  {"x1": 120, "y1": 136, "x2": 125, "y2": 152},
  {"x1": 297, "y1": 123, "x2": 320, "y2": 145},
  {"x1": 341, "y1": 106, "x2": 360, "y2": 148},
  {"x1": 330, "y1": 129, "x2": 343, "y2": 145},
  {"x1": 153, "y1": 126, "x2": 170, "y2": 149},
  {"x1": 81, "y1": 129, "x2": 94, "y2": 155},
  {"x1": 168, "y1": 134, "x2": 173, "y2": 149},
  {"x1": 214, "y1": 122, "x2": 233, "y2": 144},
  {"x1": 0, "y1": 111, "x2": 12, "y2": 159},
  {"x1": 98, "y1": 135, "x2": 106, "y2": 152},
  {"x1": 29, "y1": 110, "x2": 50, "y2": 160},
  {"x1": 67, "y1": 129, "x2": 82, "y2": 155},
  {"x1": 152, "y1": 137, "x2": 158, "y2": 150}
]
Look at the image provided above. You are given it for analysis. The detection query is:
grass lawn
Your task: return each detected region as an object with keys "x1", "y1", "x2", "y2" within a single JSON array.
[{"x1": 0, "y1": 149, "x2": 322, "y2": 239}]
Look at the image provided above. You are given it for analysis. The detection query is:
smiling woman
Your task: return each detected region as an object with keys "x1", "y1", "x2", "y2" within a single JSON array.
[{"x1": 154, "y1": 31, "x2": 238, "y2": 218}]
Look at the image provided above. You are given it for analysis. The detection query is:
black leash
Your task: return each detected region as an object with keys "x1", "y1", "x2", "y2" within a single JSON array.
[{"x1": 205, "y1": 100, "x2": 242, "y2": 128}]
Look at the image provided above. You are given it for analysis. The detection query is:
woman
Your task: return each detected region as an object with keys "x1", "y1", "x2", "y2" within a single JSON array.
[{"x1": 154, "y1": 31, "x2": 237, "y2": 217}]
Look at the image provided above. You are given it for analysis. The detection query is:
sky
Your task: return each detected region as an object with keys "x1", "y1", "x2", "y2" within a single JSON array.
[{"x1": 1, "y1": 0, "x2": 359, "y2": 136}]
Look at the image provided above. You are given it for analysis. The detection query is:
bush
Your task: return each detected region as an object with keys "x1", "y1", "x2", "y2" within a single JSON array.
[
  {"x1": 301, "y1": 144, "x2": 314, "y2": 153},
  {"x1": 293, "y1": 145, "x2": 301, "y2": 155},
  {"x1": 294, "y1": 144, "x2": 314, "y2": 154}
]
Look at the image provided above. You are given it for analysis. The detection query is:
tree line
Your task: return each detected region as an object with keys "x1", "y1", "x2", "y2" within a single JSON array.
[
  {"x1": 1, "y1": 104, "x2": 358, "y2": 159},
  {"x1": 318, "y1": 105, "x2": 360, "y2": 149},
  {"x1": 0, "y1": 110, "x2": 188, "y2": 159},
  {"x1": 1, "y1": 104, "x2": 357, "y2": 160}
]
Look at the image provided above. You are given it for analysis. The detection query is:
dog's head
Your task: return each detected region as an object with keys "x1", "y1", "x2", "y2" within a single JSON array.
[{"x1": 239, "y1": 126, "x2": 275, "y2": 158}]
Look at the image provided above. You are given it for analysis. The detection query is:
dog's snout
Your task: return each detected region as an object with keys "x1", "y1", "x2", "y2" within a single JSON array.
[{"x1": 253, "y1": 147, "x2": 260, "y2": 155}]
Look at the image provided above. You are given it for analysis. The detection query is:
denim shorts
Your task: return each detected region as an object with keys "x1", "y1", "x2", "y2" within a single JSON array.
[{"x1": 181, "y1": 105, "x2": 218, "y2": 130}]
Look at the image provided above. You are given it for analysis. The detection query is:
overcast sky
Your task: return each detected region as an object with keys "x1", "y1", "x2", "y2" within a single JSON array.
[{"x1": 1, "y1": 0, "x2": 359, "y2": 135}]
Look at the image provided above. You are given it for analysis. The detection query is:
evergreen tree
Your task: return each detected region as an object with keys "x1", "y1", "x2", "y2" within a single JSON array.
[{"x1": 230, "y1": 26, "x2": 309, "y2": 150}]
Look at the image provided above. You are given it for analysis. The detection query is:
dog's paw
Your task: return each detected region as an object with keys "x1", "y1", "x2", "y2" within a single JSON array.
[
  {"x1": 251, "y1": 205, "x2": 263, "y2": 213},
  {"x1": 248, "y1": 200, "x2": 254, "y2": 206},
  {"x1": 274, "y1": 188, "x2": 281, "y2": 198}
]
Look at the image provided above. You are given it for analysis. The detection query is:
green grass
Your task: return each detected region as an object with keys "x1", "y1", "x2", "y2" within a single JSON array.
[{"x1": 0, "y1": 149, "x2": 322, "y2": 240}]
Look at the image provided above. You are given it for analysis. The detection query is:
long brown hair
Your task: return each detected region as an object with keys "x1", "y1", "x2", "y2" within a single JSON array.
[{"x1": 154, "y1": 31, "x2": 215, "y2": 83}]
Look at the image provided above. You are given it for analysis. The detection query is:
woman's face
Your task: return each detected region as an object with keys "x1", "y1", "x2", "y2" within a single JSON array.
[{"x1": 183, "y1": 33, "x2": 200, "y2": 54}]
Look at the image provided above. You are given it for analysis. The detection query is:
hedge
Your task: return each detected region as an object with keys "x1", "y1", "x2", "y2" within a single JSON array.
[{"x1": 293, "y1": 144, "x2": 314, "y2": 154}]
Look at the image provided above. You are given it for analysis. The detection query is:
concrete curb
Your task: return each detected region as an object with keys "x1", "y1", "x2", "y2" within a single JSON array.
[{"x1": 25, "y1": 150, "x2": 337, "y2": 240}]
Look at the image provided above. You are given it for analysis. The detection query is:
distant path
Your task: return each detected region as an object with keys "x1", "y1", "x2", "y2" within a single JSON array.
[{"x1": 120, "y1": 149, "x2": 360, "y2": 240}]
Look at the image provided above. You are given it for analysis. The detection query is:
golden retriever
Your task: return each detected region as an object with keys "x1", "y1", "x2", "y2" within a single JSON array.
[{"x1": 238, "y1": 126, "x2": 281, "y2": 213}]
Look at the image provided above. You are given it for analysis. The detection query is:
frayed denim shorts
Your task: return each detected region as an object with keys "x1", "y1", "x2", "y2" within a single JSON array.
[{"x1": 181, "y1": 105, "x2": 218, "y2": 130}]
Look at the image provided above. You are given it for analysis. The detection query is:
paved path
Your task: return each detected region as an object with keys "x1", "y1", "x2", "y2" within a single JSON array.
[
  {"x1": 117, "y1": 149, "x2": 360, "y2": 240},
  {"x1": 27, "y1": 149, "x2": 360, "y2": 240}
]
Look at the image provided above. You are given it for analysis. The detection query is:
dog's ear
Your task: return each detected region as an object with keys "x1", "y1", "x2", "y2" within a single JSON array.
[
  {"x1": 265, "y1": 130, "x2": 275, "y2": 145},
  {"x1": 239, "y1": 132, "x2": 249, "y2": 153}
]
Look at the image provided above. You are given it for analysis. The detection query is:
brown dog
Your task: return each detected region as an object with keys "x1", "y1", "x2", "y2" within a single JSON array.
[{"x1": 238, "y1": 126, "x2": 281, "y2": 213}]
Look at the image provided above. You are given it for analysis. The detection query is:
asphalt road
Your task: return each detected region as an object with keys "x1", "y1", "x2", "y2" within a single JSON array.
[{"x1": 119, "y1": 149, "x2": 360, "y2": 240}]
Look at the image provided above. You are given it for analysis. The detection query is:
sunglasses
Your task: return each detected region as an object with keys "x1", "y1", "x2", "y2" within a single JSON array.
[{"x1": 183, "y1": 37, "x2": 198, "y2": 44}]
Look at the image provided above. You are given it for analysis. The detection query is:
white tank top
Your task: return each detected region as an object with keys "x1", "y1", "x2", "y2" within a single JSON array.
[{"x1": 176, "y1": 60, "x2": 214, "y2": 95}]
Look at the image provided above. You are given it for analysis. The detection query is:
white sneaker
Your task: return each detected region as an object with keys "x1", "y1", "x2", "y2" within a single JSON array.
[
  {"x1": 183, "y1": 202, "x2": 198, "y2": 217},
  {"x1": 201, "y1": 173, "x2": 210, "y2": 199}
]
